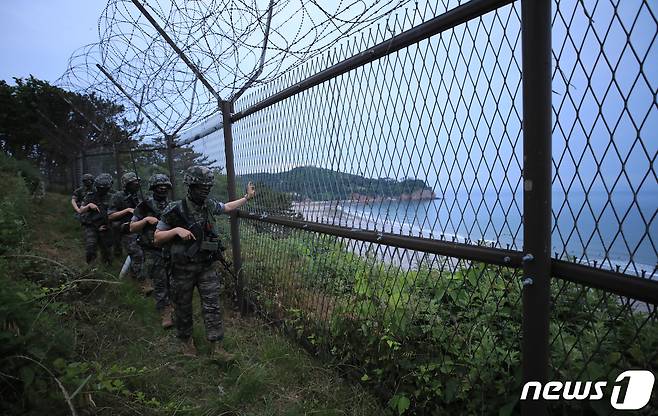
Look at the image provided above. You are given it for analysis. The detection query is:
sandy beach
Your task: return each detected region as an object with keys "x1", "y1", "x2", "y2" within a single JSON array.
[
  {"x1": 289, "y1": 200, "x2": 657, "y2": 281},
  {"x1": 290, "y1": 200, "x2": 473, "y2": 272}
]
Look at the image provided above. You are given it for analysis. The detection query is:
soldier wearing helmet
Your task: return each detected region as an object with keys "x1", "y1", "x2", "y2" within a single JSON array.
[
  {"x1": 154, "y1": 165, "x2": 255, "y2": 359},
  {"x1": 109, "y1": 172, "x2": 147, "y2": 291},
  {"x1": 130, "y1": 173, "x2": 174, "y2": 328},
  {"x1": 78, "y1": 173, "x2": 115, "y2": 265},
  {"x1": 71, "y1": 173, "x2": 95, "y2": 217}
]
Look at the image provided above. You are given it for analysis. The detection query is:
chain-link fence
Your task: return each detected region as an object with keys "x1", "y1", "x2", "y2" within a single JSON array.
[
  {"x1": 63, "y1": 0, "x2": 657, "y2": 413},
  {"x1": 193, "y1": 0, "x2": 657, "y2": 414}
]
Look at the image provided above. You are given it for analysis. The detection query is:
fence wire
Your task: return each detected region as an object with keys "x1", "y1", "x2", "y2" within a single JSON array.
[
  {"x1": 551, "y1": 0, "x2": 657, "y2": 278},
  {"x1": 56, "y1": 0, "x2": 658, "y2": 413},
  {"x1": 234, "y1": 2, "x2": 524, "y2": 250},
  {"x1": 221, "y1": 0, "x2": 658, "y2": 413}
]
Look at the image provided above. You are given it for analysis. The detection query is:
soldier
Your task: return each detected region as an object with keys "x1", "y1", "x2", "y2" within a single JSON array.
[
  {"x1": 78, "y1": 173, "x2": 114, "y2": 265},
  {"x1": 110, "y1": 185, "x2": 124, "y2": 259},
  {"x1": 71, "y1": 173, "x2": 95, "y2": 216},
  {"x1": 130, "y1": 174, "x2": 174, "y2": 328},
  {"x1": 154, "y1": 166, "x2": 255, "y2": 359},
  {"x1": 109, "y1": 172, "x2": 147, "y2": 292}
]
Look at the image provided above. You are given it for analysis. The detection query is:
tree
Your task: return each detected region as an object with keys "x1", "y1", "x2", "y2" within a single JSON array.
[{"x1": 0, "y1": 76, "x2": 138, "y2": 191}]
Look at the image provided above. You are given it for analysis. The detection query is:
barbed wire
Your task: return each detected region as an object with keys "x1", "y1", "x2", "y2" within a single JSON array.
[{"x1": 57, "y1": 0, "x2": 471, "y2": 141}]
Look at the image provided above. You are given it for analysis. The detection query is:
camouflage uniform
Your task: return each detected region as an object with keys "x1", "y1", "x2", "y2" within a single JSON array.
[
  {"x1": 109, "y1": 172, "x2": 143, "y2": 279},
  {"x1": 80, "y1": 173, "x2": 114, "y2": 265},
  {"x1": 157, "y1": 167, "x2": 227, "y2": 342},
  {"x1": 109, "y1": 189, "x2": 124, "y2": 258},
  {"x1": 72, "y1": 174, "x2": 95, "y2": 208},
  {"x1": 132, "y1": 174, "x2": 172, "y2": 311},
  {"x1": 72, "y1": 174, "x2": 95, "y2": 223}
]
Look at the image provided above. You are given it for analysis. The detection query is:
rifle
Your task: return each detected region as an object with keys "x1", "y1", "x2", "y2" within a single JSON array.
[
  {"x1": 169, "y1": 204, "x2": 239, "y2": 301},
  {"x1": 80, "y1": 198, "x2": 109, "y2": 228},
  {"x1": 117, "y1": 192, "x2": 141, "y2": 234}
]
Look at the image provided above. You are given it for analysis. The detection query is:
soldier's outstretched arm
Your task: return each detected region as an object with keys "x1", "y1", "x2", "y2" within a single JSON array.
[
  {"x1": 130, "y1": 216, "x2": 158, "y2": 233},
  {"x1": 154, "y1": 227, "x2": 195, "y2": 245},
  {"x1": 79, "y1": 203, "x2": 99, "y2": 213},
  {"x1": 223, "y1": 181, "x2": 256, "y2": 213},
  {"x1": 108, "y1": 207, "x2": 134, "y2": 221}
]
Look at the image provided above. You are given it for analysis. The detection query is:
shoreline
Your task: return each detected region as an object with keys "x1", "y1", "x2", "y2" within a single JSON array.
[{"x1": 290, "y1": 200, "x2": 657, "y2": 280}]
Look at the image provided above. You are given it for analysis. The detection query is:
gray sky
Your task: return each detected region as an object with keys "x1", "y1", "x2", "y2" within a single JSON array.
[{"x1": 0, "y1": 0, "x2": 106, "y2": 84}]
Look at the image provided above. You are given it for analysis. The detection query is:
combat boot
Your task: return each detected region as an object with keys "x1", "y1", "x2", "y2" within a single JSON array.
[
  {"x1": 180, "y1": 338, "x2": 197, "y2": 357},
  {"x1": 160, "y1": 305, "x2": 174, "y2": 329},
  {"x1": 140, "y1": 278, "x2": 154, "y2": 296},
  {"x1": 210, "y1": 342, "x2": 235, "y2": 362}
]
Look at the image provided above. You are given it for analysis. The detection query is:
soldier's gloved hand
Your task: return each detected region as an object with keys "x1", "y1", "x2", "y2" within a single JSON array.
[
  {"x1": 245, "y1": 181, "x2": 256, "y2": 200},
  {"x1": 145, "y1": 216, "x2": 159, "y2": 225},
  {"x1": 176, "y1": 227, "x2": 196, "y2": 241}
]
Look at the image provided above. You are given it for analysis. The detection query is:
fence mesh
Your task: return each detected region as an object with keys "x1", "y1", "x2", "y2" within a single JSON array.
[
  {"x1": 216, "y1": 0, "x2": 658, "y2": 412},
  {"x1": 239, "y1": 220, "x2": 524, "y2": 413},
  {"x1": 551, "y1": 0, "x2": 658, "y2": 278},
  {"x1": 234, "y1": 2, "x2": 524, "y2": 250},
  {"x1": 60, "y1": 0, "x2": 658, "y2": 412},
  {"x1": 549, "y1": 278, "x2": 657, "y2": 414}
]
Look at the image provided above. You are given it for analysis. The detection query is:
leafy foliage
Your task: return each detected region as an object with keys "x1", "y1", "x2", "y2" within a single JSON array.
[
  {"x1": 0, "y1": 77, "x2": 139, "y2": 189},
  {"x1": 240, "y1": 227, "x2": 658, "y2": 415},
  {"x1": 0, "y1": 167, "x2": 33, "y2": 253}
]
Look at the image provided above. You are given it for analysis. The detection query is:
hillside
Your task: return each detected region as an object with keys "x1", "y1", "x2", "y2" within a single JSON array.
[
  {"x1": 239, "y1": 166, "x2": 435, "y2": 201},
  {"x1": 0, "y1": 190, "x2": 383, "y2": 415}
]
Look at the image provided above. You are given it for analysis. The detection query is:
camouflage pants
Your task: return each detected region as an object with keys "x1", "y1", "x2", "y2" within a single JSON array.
[
  {"x1": 83, "y1": 225, "x2": 113, "y2": 265},
  {"x1": 170, "y1": 263, "x2": 224, "y2": 341},
  {"x1": 121, "y1": 233, "x2": 144, "y2": 279},
  {"x1": 141, "y1": 248, "x2": 169, "y2": 311}
]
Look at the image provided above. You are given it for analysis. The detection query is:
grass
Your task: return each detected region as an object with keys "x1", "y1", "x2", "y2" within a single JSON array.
[{"x1": 6, "y1": 192, "x2": 384, "y2": 415}]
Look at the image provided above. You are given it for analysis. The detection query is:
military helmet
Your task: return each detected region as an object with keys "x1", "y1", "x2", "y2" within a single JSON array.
[
  {"x1": 94, "y1": 173, "x2": 114, "y2": 188},
  {"x1": 183, "y1": 166, "x2": 214, "y2": 186},
  {"x1": 121, "y1": 171, "x2": 140, "y2": 188},
  {"x1": 149, "y1": 174, "x2": 172, "y2": 190},
  {"x1": 82, "y1": 173, "x2": 94, "y2": 182}
]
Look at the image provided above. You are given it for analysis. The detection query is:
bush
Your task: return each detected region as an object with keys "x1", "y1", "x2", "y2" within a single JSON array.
[
  {"x1": 240, "y1": 225, "x2": 658, "y2": 415},
  {"x1": 0, "y1": 153, "x2": 43, "y2": 195},
  {"x1": 0, "y1": 172, "x2": 32, "y2": 254},
  {"x1": 0, "y1": 262, "x2": 76, "y2": 415}
]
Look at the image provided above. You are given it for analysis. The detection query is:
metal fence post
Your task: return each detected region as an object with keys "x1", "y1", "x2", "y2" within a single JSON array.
[
  {"x1": 221, "y1": 99, "x2": 245, "y2": 314},
  {"x1": 80, "y1": 149, "x2": 87, "y2": 175},
  {"x1": 112, "y1": 138, "x2": 123, "y2": 185},
  {"x1": 521, "y1": 0, "x2": 552, "y2": 415},
  {"x1": 165, "y1": 134, "x2": 176, "y2": 199},
  {"x1": 70, "y1": 157, "x2": 78, "y2": 191}
]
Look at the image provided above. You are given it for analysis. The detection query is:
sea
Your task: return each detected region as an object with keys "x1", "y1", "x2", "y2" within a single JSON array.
[{"x1": 335, "y1": 188, "x2": 658, "y2": 278}]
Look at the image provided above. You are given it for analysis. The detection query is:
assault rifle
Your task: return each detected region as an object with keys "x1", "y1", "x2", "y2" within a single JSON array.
[
  {"x1": 169, "y1": 218, "x2": 239, "y2": 303},
  {"x1": 80, "y1": 201, "x2": 109, "y2": 228},
  {"x1": 118, "y1": 192, "x2": 141, "y2": 234}
]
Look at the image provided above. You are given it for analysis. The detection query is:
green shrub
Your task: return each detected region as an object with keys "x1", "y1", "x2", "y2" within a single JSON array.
[
  {"x1": 240, "y1": 226, "x2": 658, "y2": 415},
  {"x1": 0, "y1": 153, "x2": 43, "y2": 195},
  {"x1": 0, "y1": 172, "x2": 31, "y2": 253},
  {"x1": 0, "y1": 265, "x2": 76, "y2": 415}
]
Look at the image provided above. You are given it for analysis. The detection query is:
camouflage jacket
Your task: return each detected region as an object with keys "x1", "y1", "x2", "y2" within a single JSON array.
[
  {"x1": 80, "y1": 191, "x2": 112, "y2": 227},
  {"x1": 109, "y1": 190, "x2": 141, "y2": 224},
  {"x1": 132, "y1": 197, "x2": 170, "y2": 249},
  {"x1": 159, "y1": 197, "x2": 226, "y2": 263},
  {"x1": 72, "y1": 185, "x2": 94, "y2": 207}
]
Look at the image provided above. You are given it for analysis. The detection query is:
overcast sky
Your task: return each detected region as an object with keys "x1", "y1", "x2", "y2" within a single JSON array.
[{"x1": 0, "y1": 0, "x2": 106, "y2": 84}]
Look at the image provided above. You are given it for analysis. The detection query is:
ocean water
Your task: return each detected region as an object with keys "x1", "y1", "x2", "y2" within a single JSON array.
[{"x1": 338, "y1": 189, "x2": 657, "y2": 277}]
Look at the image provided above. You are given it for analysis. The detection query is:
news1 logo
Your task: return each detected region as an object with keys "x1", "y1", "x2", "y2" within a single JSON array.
[{"x1": 520, "y1": 370, "x2": 655, "y2": 410}]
